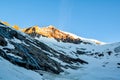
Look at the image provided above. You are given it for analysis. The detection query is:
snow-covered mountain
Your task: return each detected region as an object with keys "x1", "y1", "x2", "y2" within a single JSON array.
[
  {"x1": 0, "y1": 21, "x2": 120, "y2": 80},
  {"x1": 22, "y1": 25, "x2": 105, "y2": 45}
]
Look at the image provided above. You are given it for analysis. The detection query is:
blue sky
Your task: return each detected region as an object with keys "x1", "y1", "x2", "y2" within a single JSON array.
[{"x1": 0, "y1": 0, "x2": 120, "y2": 43}]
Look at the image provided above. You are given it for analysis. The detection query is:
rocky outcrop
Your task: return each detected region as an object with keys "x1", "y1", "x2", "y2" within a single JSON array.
[
  {"x1": 22, "y1": 25, "x2": 81, "y2": 44},
  {"x1": 0, "y1": 35, "x2": 7, "y2": 46}
]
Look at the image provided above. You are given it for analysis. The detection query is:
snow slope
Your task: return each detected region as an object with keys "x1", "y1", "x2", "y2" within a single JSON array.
[
  {"x1": 0, "y1": 57, "x2": 43, "y2": 80},
  {"x1": 35, "y1": 36, "x2": 120, "y2": 80}
]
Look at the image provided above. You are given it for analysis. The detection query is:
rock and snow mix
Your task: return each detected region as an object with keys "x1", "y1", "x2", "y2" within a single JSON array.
[
  {"x1": 0, "y1": 57, "x2": 43, "y2": 80},
  {"x1": 35, "y1": 36, "x2": 120, "y2": 80},
  {"x1": 0, "y1": 22, "x2": 120, "y2": 80}
]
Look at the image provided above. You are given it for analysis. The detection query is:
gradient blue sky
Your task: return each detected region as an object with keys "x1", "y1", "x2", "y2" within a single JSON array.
[{"x1": 0, "y1": 0, "x2": 120, "y2": 43}]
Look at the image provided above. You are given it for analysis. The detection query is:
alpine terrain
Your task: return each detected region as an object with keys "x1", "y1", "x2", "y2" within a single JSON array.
[{"x1": 0, "y1": 21, "x2": 120, "y2": 80}]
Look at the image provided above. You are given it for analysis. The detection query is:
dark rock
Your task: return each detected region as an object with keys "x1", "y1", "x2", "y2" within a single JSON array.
[
  {"x1": 107, "y1": 51, "x2": 112, "y2": 55},
  {"x1": 9, "y1": 30, "x2": 18, "y2": 38},
  {"x1": 59, "y1": 54, "x2": 88, "y2": 64},
  {"x1": 0, "y1": 35, "x2": 7, "y2": 46},
  {"x1": 98, "y1": 54, "x2": 104, "y2": 57},
  {"x1": 9, "y1": 40, "x2": 63, "y2": 74},
  {"x1": 114, "y1": 46, "x2": 120, "y2": 53},
  {"x1": 95, "y1": 52, "x2": 100, "y2": 55},
  {"x1": 117, "y1": 63, "x2": 120, "y2": 65},
  {"x1": 76, "y1": 50, "x2": 86, "y2": 55}
]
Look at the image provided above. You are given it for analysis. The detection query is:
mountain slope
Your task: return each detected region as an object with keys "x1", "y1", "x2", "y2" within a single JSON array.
[
  {"x1": 33, "y1": 35, "x2": 120, "y2": 80},
  {"x1": 0, "y1": 21, "x2": 120, "y2": 80},
  {"x1": 0, "y1": 22, "x2": 88, "y2": 74},
  {"x1": 23, "y1": 25, "x2": 120, "y2": 80}
]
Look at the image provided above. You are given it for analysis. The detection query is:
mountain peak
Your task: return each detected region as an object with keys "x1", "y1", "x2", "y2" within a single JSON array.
[
  {"x1": 21, "y1": 25, "x2": 105, "y2": 44},
  {"x1": 22, "y1": 25, "x2": 81, "y2": 44}
]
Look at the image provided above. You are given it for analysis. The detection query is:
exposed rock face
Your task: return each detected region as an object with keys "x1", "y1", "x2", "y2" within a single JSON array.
[
  {"x1": 22, "y1": 25, "x2": 81, "y2": 44},
  {"x1": 0, "y1": 35, "x2": 7, "y2": 46},
  {"x1": 0, "y1": 22, "x2": 88, "y2": 74}
]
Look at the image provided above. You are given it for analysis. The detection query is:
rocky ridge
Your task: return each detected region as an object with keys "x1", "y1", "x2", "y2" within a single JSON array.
[{"x1": 22, "y1": 25, "x2": 81, "y2": 44}]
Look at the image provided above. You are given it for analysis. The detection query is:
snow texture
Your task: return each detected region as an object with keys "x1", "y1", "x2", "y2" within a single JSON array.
[{"x1": 0, "y1": 57, "x2": 43, "y2": 80}]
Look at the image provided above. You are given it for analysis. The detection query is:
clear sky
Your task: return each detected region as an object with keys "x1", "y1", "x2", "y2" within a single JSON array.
[{"x1": 0, "y1": 0, "x2": 120, "y2": 43}]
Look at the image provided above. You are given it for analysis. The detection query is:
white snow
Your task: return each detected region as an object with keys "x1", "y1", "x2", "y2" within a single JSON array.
[
  {"x1": 0, "y1": 56, "x2": 43, "y2": 80},
  {"x1": 5, "y1": 38, "x2": 15, "y2": 49},
  {"x1": 22, "y1": 41, "x2": 30, "y2": 46},
  {"x1": 62, "y1": 31, "x2": 106, "y2": 45},
  {"x1": 7, "y1": 53, "x2": 22, "y2": 59},
  {"x1": 11, "y1": 37, "x2": 22, "y2": 43}
]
